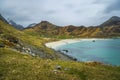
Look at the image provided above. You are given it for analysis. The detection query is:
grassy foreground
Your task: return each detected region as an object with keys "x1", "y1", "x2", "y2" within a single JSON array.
[{"x1": 0, "y1": 48, "x2": 120, "y2": 80}]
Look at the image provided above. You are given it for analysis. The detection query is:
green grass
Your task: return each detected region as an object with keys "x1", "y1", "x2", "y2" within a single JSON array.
[
  {"x1": 0, "y1": 48, "x2": 120, "y2": 80},
  {"x1": 0, "y1": 20, "x2": 57, "y2": 57}
]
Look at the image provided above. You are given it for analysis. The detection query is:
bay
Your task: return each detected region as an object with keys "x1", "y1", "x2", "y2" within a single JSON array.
[{"x1": 55, "y1": 39, "x2": 120, "y2": 66}]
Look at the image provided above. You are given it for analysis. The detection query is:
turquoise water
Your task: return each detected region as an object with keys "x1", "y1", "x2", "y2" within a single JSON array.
[{"x1": 56, "y1": 39, "x2": 120, "y2": 66}]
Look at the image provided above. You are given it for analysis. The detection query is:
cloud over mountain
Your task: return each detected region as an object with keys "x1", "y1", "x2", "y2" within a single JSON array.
[{"x1": 0, "y1": 0, "x2": 120, "y2": 27}]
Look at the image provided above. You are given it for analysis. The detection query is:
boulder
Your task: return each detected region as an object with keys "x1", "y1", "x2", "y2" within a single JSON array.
[{"x1": 56, "y1": 65, "x2": 62, "y2": 70}]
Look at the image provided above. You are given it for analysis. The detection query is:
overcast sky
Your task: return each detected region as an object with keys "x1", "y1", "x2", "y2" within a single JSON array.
[{"x1": 0, "y1": 0, "x2": 120, "y2": 27}]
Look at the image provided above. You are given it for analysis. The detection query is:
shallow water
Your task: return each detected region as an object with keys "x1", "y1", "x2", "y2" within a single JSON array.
[{"x1": 56, "y1": 39, "x2": 120, "y2": 66}]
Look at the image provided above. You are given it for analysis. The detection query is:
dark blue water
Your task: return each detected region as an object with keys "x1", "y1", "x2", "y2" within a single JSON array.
[{"x1": 56, "y1": 39, "x2": 120, "y2": 66}]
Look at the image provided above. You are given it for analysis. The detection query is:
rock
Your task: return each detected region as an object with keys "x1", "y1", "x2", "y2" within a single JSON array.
[
  {"x1": 64, "y1": 68, "x2": 69, "y2": 71},
  {"x1": 52, "y1": 69, "x2": 61, "y2": 74},
  {"x1": 63, "y1": 50, "x2": 68, "y2": 53},
  {"x1": 73, "y1": 58, "x2": 77, "y2": 61},
  {"x1": 56, "y1": 65, "x2": 62, "y2": 70},
  {"x1": 92, "y1": 40, "x2": 95, "y2": 42},
  {"x1": 53, "y1": 69, "x2": 57, "y2": 74},
  {"x1": 31, "y1": 53, "x2": 36, "y2": 56}
]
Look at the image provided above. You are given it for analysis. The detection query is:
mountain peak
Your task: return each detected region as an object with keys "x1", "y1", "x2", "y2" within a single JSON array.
[
  {"x1": 32, "y1": 21, "x2": 59, "y2": 30},
  {"x1": 40, "y1": 21, "x2": 53, "y2": 25},
  {"x1": 109, "y1": 16, "x2": 120, "y2": 21},
  {"x1": 41, "y1": 21, "x2": 50, "y2": 23},
  {"x1": 100, "y1": 16, "x2": 120, "y2": 27}
]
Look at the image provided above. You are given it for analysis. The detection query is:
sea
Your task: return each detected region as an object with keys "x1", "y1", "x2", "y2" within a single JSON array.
[{"x1": 55, "y1": 39, "x2": 120, "y2": 66}]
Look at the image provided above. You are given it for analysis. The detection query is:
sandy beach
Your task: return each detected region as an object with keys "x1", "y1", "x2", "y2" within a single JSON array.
[{"x1": 45, "y1": 38, "x2": 107, "y2": 49}]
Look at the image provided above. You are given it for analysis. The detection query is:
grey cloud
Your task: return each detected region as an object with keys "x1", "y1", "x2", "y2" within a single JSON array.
[
  {"x1": 64, "y1": 3, "x2": 75, "y2": 9},
  {"x1": 45, "y1": 10, "x2": 57, "y2": 14},
  {"x1": 93, "y1": 0, "x2": 110, "y2": 4},
  {"x1": 0, "y1": 0, "x2": 120, "y2": 27},
  {"x1": 105, "y1": 0, "x2": 120, "y2": 13}
]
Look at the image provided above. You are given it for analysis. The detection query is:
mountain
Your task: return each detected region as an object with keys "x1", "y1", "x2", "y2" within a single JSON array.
[
  {"x1": 8, "y1": 20, "x2": 24, "y2": 30},
  {"x1": 100, "y1": 16, "x2": 120, "y2": 27},
  {"x1": 24, "y1": 21, "x2": 102, "y2": 38},
  {"x1": 0, "y1": 14, "x2": 8, "y2": 23},
  {"x1": 24, "y1": 17, "x2": 120, "y2": 38},
  {"x1": 34, "y1": 21, "x2": 60, "y2": 30},
  {"x1": 0, "y1": 14, "x2": 24, "y2": 30}
]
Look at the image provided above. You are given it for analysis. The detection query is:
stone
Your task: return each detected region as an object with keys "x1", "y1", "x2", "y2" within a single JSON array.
[{"x1": 56, "y1": 65, "x2": 62, "y2": 70}]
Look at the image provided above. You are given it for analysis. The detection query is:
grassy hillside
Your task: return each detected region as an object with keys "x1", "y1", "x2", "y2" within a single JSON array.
[
  {"x1": 0, "y1": 48, "x2": 120, "y2": 80},
  {"x1": 0, "y1": 20, "x2": 63, "y2": 59},
  {"x1": 23, "y1": 21, "x2": 120, "y2": 39},
  {"x1": 24, "y1": 24, "x2": 103, "y2": 39}
]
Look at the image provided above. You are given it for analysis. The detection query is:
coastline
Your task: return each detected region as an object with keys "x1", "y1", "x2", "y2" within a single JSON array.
[
  {"x1": 45, "y1": 38, "x2": 110, "y2": 61},
  {"x1": 45, "y1": 38, "x2": 109, "y2": 49}
]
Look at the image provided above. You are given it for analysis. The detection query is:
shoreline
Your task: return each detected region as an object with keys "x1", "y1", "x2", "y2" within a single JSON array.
[
  {"x1": 45, "y1": 38, "x2": 109, "y2": 49},
  {"x1": 45, "y1": 38, "x2": 115, "y2": 64}
]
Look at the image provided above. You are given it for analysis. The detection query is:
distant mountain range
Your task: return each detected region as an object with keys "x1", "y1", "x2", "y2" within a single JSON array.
[
  {"x1": 24, "y1": 17, "x2": 120, "y2": 38},
  {"x1": 0, "y1": 13, "x2": 120, "y2": 38},
  {"x1": 0, "y1": 14, "x2": 24, "y2": 30},
  {"x1": 8, "y1": 19, "x2": 24, "y2": 30}
]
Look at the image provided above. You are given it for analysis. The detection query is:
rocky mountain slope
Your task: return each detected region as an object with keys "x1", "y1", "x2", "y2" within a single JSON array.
[
  {"x1": 100, "y1": 16, "x2": 120, "y2": 27},
  {"x1": 24, "y1": 16, "x2": 120, "y2": 38}
]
